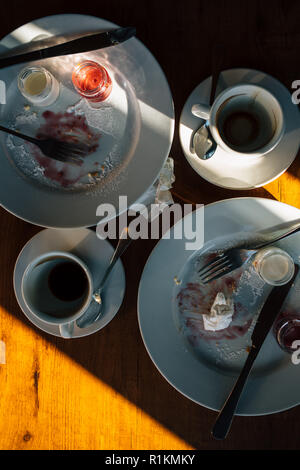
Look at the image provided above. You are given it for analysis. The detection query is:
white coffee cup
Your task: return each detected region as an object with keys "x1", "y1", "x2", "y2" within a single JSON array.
[
  {"x1": 191, "y1": 84, "x2": 285, "y2": 157},
  {"x1": 21, "y1": 251, "x2": 93, "y2": 338}
]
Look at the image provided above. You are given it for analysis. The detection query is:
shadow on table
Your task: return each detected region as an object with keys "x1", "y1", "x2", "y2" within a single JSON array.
[{"x1": 287, "y1": 150, "x2": 300, "y2": 180}]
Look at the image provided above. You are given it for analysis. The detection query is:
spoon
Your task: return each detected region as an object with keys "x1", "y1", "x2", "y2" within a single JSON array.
[
  {"x1": 191, "y1": 45, "x2": 223, "y2": 160},
  {"x1": 76, "y1": 227, "x2": 132, "y2": 329},
  {"x1": 191, "y1": 121, "x2": 217, "y2": 160}
]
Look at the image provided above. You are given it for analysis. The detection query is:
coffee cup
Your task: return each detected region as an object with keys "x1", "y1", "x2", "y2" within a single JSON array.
[
  {"x1": 21, "y1": 251, "x2": 93, "y2": 338},
  {"x1": 191, "y1": 84, "x2": 285, "y2": 157}
]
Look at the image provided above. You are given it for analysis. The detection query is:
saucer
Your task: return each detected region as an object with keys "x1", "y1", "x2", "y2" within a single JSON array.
[
  {"x1": 179, "y1": 68, "x2": 300, "y2": 190},
  {"x1": 138, "y1": 197, "x2": 300, "y2": 414},
  {"x1": 13, "y1": 228, "x2": 125, "y2": 338}
]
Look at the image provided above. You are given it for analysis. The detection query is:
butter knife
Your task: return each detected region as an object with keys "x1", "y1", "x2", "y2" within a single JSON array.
[
  {"x1": 212, "y1": 264, "x2": 299, "y2": 440},
  {"x1": 0, "y1": 27, "x2": 136, "y2": 70}
]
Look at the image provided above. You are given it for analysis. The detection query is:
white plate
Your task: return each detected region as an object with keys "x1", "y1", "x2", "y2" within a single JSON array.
[
  {"x1": 138, "y1": 197, "x2": 300, "y2": 415},
  {"x1": 0, "y1": 14, "x2": 174, "y2": 227},
  {"x1": 14, "y1": 228, "x2": 125, "y2": 338},
  {"x1": 179, "y1": 69, "x2": 300, "y2": 189}
]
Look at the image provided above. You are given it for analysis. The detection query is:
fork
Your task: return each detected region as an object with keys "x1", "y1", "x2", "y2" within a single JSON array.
[
  {"x1": 0, "y1": 124, "x2": 88, "y2": 165},
  {"x1": 198, "y1": 218, "x2": 300, "y2": 284}
]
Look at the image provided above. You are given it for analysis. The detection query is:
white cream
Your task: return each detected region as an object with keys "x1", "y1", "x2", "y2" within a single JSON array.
[
  {"x1": 253, "y1": 247, "x2": 295, "y2": 286},
  {"x1": 203, "y1": 292, "x2": 234, "y2": 331},
  {"x1": 260, "y1": 254, "x2": 291, "y2": 282},
  {"x1": 24, "y1": 71, "x2": 47, "y2": 96},
  {"x1": 18, "y1": 66, "x2": 60, "y2": 107}
]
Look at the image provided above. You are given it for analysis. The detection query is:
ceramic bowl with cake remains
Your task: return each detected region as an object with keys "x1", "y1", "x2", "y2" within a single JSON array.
[
  {"x1": 0, "y1": 14, "x2": 174, "y2": 228},
  {"x1": 138, "y1": 197, "x2": 300, "y2": 415}
]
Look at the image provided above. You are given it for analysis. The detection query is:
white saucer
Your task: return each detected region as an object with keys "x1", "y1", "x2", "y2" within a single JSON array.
[
  {"x1": 13, "y1": 228, "x2": 125, "y2": 338},
  {"x1": 179, "y1": 68, "x2": 300, "y2": 190}
]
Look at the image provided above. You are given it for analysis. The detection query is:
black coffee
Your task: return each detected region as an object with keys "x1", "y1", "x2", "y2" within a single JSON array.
[
  {"x1": 222, "y1": 110, "x2": 260, "y2": 149},
  {"x1": 48, "y1": 261, "x2": 88, "y2": 302},
  {"x1": 217, "y1": 96, "x2": 275, "y2": 153}
]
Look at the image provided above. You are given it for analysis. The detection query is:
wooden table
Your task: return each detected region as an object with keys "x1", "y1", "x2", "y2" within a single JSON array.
[{"x1": 0, "y1": 0, "x2": 300, "y2": 450}]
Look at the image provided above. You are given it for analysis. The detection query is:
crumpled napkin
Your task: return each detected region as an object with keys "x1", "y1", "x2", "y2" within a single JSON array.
[
  {"x1": 202, "y1": 292, "x2": 234, "y2": 332},
  {"x1": 129, "y1": 157, "x2": 175, "y2": 220}
]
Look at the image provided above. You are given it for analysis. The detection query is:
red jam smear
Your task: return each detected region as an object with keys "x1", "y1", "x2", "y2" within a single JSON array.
[
  {"x1": 176, "y1": 258, "x2": 254, "y2": 345},
  {"x1": 32, "y1": 110, "x2": 101, "y2": 187},
  {"x1": 177, "y1": 279, "x2": 252, "y2": 343}
]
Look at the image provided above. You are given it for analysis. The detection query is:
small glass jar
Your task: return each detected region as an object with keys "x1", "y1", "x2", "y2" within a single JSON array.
[
  {"x1": 276, "y1": 317, "x2": 300, "y2": 353},
  {"x1": 18, "y1": 66, "x2": 60, "y2": 106},
  {"x1": 72, "y1": 60, "x2": 112, "y2": 103},
  {"x1": 253, "y1": 246, "x2": 295, "y2": 286}
]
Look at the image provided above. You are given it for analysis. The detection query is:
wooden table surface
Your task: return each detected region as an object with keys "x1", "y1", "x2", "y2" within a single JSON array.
[{"x1": 0, "y1": 0, "x2": 300, "y2": 450}]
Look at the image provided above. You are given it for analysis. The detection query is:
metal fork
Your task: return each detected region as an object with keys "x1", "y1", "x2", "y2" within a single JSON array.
[
  {"x1": 198, "y1": 218, "x2": 300, "y2": 284},
  {"x1": 198, "y1": 248, "x2": 250, "y2": 284},
  {"x1": 0, "y1": 124, "x2": 89, "y2": 165}
]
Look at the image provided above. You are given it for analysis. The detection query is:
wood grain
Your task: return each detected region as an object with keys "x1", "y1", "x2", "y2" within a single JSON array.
[{"x1": 0, "y1": 0, "x2": 300, "y2": 450}]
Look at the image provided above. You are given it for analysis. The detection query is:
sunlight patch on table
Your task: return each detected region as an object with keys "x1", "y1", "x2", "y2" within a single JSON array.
[
  {"x1": 265, "y1": 171, "x2": 300, "y2": 208},
  {"x1": 0, "y1": 307, "x2": 192, "y2": 449}
]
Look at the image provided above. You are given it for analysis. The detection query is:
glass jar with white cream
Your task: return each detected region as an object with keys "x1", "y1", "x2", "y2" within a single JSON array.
[
  {"x1": 253, "y1": 246, "x2": 295, "y2": 286},
  {"x1": 18, "y1": 65, "x2": 60, "y2": 106}
]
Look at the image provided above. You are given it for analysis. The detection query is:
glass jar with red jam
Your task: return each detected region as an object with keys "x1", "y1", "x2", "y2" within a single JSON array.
[
  {"x1": 72, "y1": 60, "x2": 112, "y2": 103},
  {"x1": 275, "y1": 316, "x2": 300, "y2": 353}
]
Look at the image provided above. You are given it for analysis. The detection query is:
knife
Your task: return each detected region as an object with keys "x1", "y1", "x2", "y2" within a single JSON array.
[
  {"x1": 0, "y1": 27, "x2": 136, "y2": 70},
  {"x1": 212, "y1": 264, "x2": 299, "y2": 440}
]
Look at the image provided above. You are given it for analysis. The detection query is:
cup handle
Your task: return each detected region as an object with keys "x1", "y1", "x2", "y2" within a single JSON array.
[
  {"x1": 59, "y1": 322, "x2": 74, "y2": 339},
  {"x1": 191, "y1": 103, "x2": 211, "y2": 120}
]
